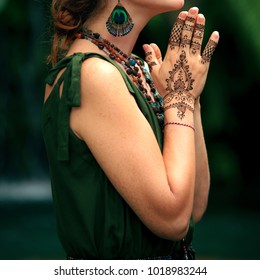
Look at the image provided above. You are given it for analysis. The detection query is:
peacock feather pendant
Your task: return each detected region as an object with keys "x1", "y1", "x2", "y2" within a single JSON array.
[{"x1": 106, "y1": 1, "x2": 134, "y2": 37}]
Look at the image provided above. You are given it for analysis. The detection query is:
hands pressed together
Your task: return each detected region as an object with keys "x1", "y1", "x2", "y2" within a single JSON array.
[{"x1": 143, "y1": 7, "x2": 219, "y2": 120}]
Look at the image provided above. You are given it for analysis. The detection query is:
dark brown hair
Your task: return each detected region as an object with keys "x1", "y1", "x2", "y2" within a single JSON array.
[{"x1": 49, "y1": 0, "x2": 105, "y2": 65}]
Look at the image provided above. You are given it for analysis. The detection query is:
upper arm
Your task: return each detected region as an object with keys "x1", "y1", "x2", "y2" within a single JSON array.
[{"x1": 70, "y1": 58, "x2": 186, "y2": 239}]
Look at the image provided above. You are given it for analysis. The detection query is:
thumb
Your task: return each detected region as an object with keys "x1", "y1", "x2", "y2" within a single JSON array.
[{"x1": 143, "y1": 44, "x2": 160, "y2": 73}]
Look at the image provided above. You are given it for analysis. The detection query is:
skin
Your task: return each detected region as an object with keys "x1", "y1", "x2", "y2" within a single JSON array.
[{"x1": 45, "y1": 1, "x2": 219, "y2": 240}]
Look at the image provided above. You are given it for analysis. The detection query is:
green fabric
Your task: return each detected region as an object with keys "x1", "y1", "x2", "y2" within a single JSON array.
[{"x1": 42, "y1": 52, "x2": 194, "y2": 259}]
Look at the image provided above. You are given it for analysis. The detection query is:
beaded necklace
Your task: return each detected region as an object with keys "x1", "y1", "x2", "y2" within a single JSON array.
[{"x1": 76, "y1": 30, "x2": 164, "y2": 127}]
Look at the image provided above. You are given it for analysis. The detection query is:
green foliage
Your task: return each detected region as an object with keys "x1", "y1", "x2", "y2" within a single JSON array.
[{"x1": 0, "y1": 0, "x2": 51, "y2": 179}]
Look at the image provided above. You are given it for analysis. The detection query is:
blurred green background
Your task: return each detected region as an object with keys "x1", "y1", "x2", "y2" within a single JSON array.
[{"x1": 0, "y1": 0, "x2": 260, "y2": 260}]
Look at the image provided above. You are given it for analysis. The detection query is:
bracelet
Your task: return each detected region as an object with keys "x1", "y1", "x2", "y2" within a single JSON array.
[{"x1": 164, "y1": 122, "x2": 195, "y2": 132}]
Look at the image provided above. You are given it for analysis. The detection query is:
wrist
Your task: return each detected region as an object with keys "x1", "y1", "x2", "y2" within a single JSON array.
[
  {"x1": 194, "y1": 96, "x2": 201, "y2": 110},
  {"x1": 164, "y1": 121, "x2": 195, "y2": 132},
  {"x1": 163, "y1": 92, "x2": 195, "y2": 120},
  {"x1": 164, "y1": 106, "x2": 194, "y2": 127}
]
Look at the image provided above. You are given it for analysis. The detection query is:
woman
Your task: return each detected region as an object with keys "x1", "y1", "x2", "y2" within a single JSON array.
[{"x1": 42, "y1": 0, "x2": 219, "y2": 260}]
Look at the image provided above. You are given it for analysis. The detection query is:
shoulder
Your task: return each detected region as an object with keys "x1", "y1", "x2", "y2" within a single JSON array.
[
  {"x1": 81, "y1": 55, "x2": 123, "y2": 83},
  {"x1": 80, "y1": 55, "x2": 131, "y2": 101}
]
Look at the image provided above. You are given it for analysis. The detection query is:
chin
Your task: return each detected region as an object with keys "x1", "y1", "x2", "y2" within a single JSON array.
[
  {"x1": 160, "y1": 0, "x2": 185, "y2": 13},
  {"x1": 174, "y1": 0, "x2": 185, "y2": 10},
  {"x1": 141, "y1": 0, "x2": 185, "y2": 16}
]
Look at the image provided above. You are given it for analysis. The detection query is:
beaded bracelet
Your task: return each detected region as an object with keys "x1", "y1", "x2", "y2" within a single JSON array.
[{"x1": 164, "y1": 122, "x2": 195, "y2": 132}]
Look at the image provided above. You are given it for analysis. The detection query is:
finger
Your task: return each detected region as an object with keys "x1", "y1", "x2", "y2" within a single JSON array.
[
  {"x1": 150, "y1": 43, "x2": 162, "y2": 65},
  {"x1": 143, "y1": 44, "x2": 160, "y2": 73},
  {"x1": 180, "y1": 7, "x2": 199, "y2": 49},
  {"x1": 201, "y1": 31, "x2": 219, "y2": 64},
  {"x1": 191, "y1": 14, "x2": 205, "y2": 55},
  {"x1": 168, "y1": 11, "x2": 187, "y2": 51}
]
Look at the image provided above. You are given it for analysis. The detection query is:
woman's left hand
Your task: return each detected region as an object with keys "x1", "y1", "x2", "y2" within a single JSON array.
[{"x1": 143, "y1": 7, "x2": 219, "y2": 101}]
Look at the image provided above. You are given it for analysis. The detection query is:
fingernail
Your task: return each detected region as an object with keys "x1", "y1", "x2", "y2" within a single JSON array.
[
  {"x1": 179, "y1": 11, "x2": 187, "y2": 20},
  {"x1": 143, "y1": 44, "x2": 149, "y2": 51},
  {"x1": 190, "y1": 7, "x2": 199, "y2": 15},
  {"x1": 197, "y1": 14, "x2": 205, "y2": 23},
  {"x1": 213, "y1": 31, "x2": 219, "y2": 40}
]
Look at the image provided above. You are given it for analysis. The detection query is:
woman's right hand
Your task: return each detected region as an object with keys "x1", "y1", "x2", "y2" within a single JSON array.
[{"x1": 143, "y1": 7, "x2": 219, "y2": 102}]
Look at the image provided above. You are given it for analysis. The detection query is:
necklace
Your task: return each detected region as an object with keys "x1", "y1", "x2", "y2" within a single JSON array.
[{"x1": 76, "y1": 30, "x2": 164, "y2": 127}]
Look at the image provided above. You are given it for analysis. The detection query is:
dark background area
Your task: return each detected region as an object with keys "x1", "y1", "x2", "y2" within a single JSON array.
[{"x1": 0, "y1": 0, "x2": 260, "y2": 260}]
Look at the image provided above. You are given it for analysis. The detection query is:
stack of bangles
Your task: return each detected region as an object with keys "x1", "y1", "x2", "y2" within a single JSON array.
[{"x1": 163, "y1": 122, "x2": 195, "y2": 132}]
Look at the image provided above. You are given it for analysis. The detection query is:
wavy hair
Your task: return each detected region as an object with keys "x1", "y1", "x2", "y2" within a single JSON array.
[{"x1": 48, "y1": 0, "x2": 105, "y2": 65}]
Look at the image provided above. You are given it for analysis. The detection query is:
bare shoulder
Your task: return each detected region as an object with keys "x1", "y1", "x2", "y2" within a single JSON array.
[
  {"x1": 81, "y1": 56, "x2": 124, "y2": 88},
  {"x1": 79, "y1": 56, "x2": 133, "y2": 108},
  {"x1": 70, "y1": 55, "x2": 137, "y2": 136}
]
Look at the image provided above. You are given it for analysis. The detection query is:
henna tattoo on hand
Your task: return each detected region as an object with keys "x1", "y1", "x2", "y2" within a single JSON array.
[
  {"x1": 169, "y1": 18, "x2": 185, "y2": 50},
  {"x1": 145, "y1": 51, "x2": 157, "y2": 72},
  {"x1": 148, "y1": 61, "x2": 157, "y2": 72},
  {"x1": 181, "y1": 34, "x2": 191, "y2": 49},
  {"x1": 186, "y1": 16, "x2": 196, "y2": 24},
  {"x1": 164, "y1": 50, "x2": 195, "y2": 119},
  {"x1": 183, "y1": 23, "x2": 194, "y2": 33},
  {"x1": 181, "y1": 17, "x2": 196, "y2": 49},
  {"x1": 201, "y1": 39, "x2": 218, "y2": 64},
  {"x1": 180, "y1": 17, "x2": 196, "y2": 49},
  {"x1": 145, "y1": 51, "x2": 153, "y2": 58},
  {"x1": 191, "y1": 23, "x2": 204, "y2": 54}
]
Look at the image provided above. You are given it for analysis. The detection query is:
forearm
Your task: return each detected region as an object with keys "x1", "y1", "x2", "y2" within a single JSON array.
[
  {"x1": 142, "y1": 6, "x2": 219, "y2": 233},
  {"x1": 193, "y1": 98, "x2": 210, "y2": 223},
  {"x1": 163, "y1": 107, "x2": 196, "y2": 222}
]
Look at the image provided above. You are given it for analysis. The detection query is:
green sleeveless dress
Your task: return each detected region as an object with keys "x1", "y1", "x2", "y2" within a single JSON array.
[{"x1": 42, "y1": 52, "x2": 194, "y2": 259}]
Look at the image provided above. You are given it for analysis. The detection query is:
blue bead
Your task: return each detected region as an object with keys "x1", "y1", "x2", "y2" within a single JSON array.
[{"x1": 129, "y1": 59, "x2": 136, "y2": 66}]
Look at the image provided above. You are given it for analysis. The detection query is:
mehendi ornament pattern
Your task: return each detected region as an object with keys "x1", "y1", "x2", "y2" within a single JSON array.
[
  {"x1": 180, "y1": 17, "x2": 196, "y2": 48},
  {"x1": 169, "y1": 18, "x2": 185, "y2": 50},
  {"x1": 201, "y1": 39, "x2": 218, "y2": 64},
  {"x1": 191, "y1": 23, "x2": 204, "y2": 54},
  {"x1": 164, "y1": 51, "x2": 195, "y2": 119},
  {"x1": 145, "y1": 51, "x2": 157, "y2": 72}
]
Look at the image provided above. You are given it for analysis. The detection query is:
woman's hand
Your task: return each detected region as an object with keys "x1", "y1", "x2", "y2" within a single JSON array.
[{"x1": 143, "y1": 7, "x2": 219, "y2": 102}]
